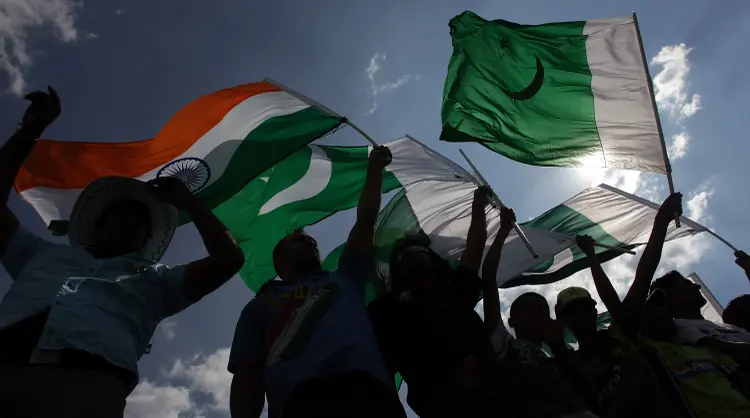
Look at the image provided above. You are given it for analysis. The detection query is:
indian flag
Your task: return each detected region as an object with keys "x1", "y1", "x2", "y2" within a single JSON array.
[
  {"x1": 505, "y1": 184, "x2": 707, "y2": 288},
  {"x1": 15, "y1": 80, "x2": 343, "y2": 233},
  {"x1": 441, "y1": 11, "x2": 667, "y2": 173}
]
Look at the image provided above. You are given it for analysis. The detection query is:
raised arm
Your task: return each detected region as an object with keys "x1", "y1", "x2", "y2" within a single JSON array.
[
  {"x1": 0, "y1": 87, "x2": 60, "y2": 257},
  {"x1": 460, "y1": 186, "x2": 491, "y2": 274},
  {"x1": 346, "y1": 145, "x2": 391, "y2": 258},
  {"x1": 149, "y1": 177, "x2": 245, "y2": 304},
  {"x1": 577, "y1": 235, "x2": 622, "y2": 314},
  {"x1": 735, "y1": 250, "x2": 750, "y2": 283},
  {"x1": 622, "y1": 193, "x2": 682, "y2": 316},
  {"x1": 481, "y1": 207, "x2": 515, "y2": 334}
]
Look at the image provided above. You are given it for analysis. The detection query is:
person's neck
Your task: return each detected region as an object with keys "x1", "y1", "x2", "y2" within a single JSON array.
[
  {"x1": 280, "y1": 265, "x2": 321, "y2": 283},
  {"x1": 517, "y1": 333, "x2": 543, "y2": 346},
  {"x1": 574, "y1": 329, "x2": 597, "y2": 349},
  {"x1": 671, "y1": 307, "x2": 704, "y2": 320}
]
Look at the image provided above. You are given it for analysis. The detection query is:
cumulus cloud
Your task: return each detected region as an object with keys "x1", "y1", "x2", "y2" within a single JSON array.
[
  {"x1": 651, "y1": 43, "x2": 702, "y2": 120},
  {"x1": 365, "y1": 53, "x2": 420, "y2": 115},
  {"x1": 124, "y1": 380, "x2": 199, "y2": 418},
  {"x1": 0, "y1": 0, "x2": 82, "y2": 95},
  {"x1": 668, "y1": 132, "x2": 690, "y2": 160},
  {"x1": 157, "y1": 320, "x2": 178, "y2": 341},
  {"x1": 126, "y1": 348, "x2": 269, "y2": 418}
]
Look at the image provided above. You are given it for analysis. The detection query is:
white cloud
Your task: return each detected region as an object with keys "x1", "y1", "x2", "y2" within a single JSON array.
[
  {"x1": 668, "y1": 132, "x2": 690, "y2": 160},
  {"x1": 651, "y1": 43, "x2": 702, "y2": 120},
  {"x1": 157, "y1": 320, "x2": 178, "y2": 341},
  {"x1": 126, "y1": 347, "x2": 270, "y2": 418},
  {"x1": 166, "y1": 348, "x2": 232, "y2": 412},
  {"x1": 365, "y1": 53, "x2": 419, "y2": 115},
  {"x1": 125, "y1": 379, "x2": 201, "y2": 418},
  {"x1": 0, "y1": 0, "x2": 82, "y2": 95}
]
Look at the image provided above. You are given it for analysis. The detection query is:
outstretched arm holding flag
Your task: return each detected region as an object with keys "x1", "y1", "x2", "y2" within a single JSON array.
[{"x1": 0, "y1": 86, "x2": 60, "y2": 258}]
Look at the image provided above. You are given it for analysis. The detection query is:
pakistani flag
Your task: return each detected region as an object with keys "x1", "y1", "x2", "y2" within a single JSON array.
[
  {"x1": 216, "y1": 136, "x2": 472, "y2": 291},
  {"x1": 325, "y1": 162, "x2": 576, "y2": 295},
  {"x1": 441, "y1": 11, "x2": 667, "y2": 173},
  {"x1": 504, "y1": 184, "x2": 707, "y2": 288}
]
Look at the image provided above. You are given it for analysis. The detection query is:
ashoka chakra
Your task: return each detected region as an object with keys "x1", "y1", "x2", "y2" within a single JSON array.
[{"x1": 157, "y1": 157, "x2": 211, "y2": 192}]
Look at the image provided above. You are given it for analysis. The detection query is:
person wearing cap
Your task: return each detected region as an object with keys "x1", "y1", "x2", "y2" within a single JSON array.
[
  {"x1": 367, "y1": 186, "x2": 494, "y2": 417},
  {"x1": 482, "y1": 207, "x2": 598, "y2": 418},
  {"x1": 559, "y1": 195, "x2": 697, "y2": 418},
  {"x1": 577, "y1": 234, "x2": 750, "y2": 418},
  {"x1": 0, "y1": 87, "x2": 245, "y2": 418}
]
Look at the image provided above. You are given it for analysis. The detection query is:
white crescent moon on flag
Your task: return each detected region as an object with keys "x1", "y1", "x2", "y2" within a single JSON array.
[{"x1": 258, "y1": 145, "x2": 332, "y2": 215}]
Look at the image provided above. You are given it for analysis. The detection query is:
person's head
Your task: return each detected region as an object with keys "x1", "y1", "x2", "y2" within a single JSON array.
[
  {"x1": 555, "y1": 287, "x2": 598, "y2": 338},
  {"x1": 509, "y1": 292, "x2": 551, "y2": 342},
  {"x1": 272, "y1": 229, "x2": 321, "y2": 281},
  {"x1": 643, "y1": 289, "x2": 678, "y2": 341},
  {"x1": 89, "y1": 199, "x2": 152, "y2": 258},
  {"x1": 649, "y1": 271, "x2": 706, "y2": 317},
  {"x1": 389, "y1": 237, "x2": 443, "y2": 294},
  {"x1": 723, "y1": 294, "x2": 750, "y2": 331}
]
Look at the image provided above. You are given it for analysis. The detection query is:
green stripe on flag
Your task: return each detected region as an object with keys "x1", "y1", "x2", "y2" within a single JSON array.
[
  {"x1": 214, "y1": 144, "x2": 401, "y2": 291},
  {"x1": 195, "y1": 107, "x2": 343, "y2": 215},
  {"x1": 441, "y1": 12, "x2": 601, "y2": 168}
]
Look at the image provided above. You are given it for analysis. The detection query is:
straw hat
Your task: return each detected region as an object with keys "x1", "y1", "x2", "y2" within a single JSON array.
[{"x1": 68, "y1": 176, "x2": 178, "y2": 261}]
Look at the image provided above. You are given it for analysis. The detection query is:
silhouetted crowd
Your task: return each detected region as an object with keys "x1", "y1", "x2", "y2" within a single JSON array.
[{"x1": 2, "y1": 89, "x2": 750, "y2": 418}]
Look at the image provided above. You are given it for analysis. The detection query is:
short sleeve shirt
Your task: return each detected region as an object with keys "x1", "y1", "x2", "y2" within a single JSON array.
[
  {"x1": 228, "y1": 246, "x2": 391, "y2": 418},
  {"x1": 674, "y1": 319, "x2": 750, "y2": 345},
  {"x1": 0, "y1": 226, "x2": 192, "y2": 389}
]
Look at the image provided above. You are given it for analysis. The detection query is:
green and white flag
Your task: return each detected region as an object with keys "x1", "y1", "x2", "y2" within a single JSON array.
[
  {"x1": 216, "y1": 136, "x2": 473, "y2": 291},
  {"x1": 441, "y1": 11, "x2": 666, "y2": 173},
  {"x1": 505, "y1": 184, "x2": 707, "y2": 288},
  {"x1": 325, "y1": 167, "x2": 576, "y2": 295}
]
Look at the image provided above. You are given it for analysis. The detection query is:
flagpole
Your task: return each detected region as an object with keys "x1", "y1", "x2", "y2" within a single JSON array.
[
  {"x1": 459, "y1": 149, "x2": 538, "y2": 258},
  {"x1": 343, "y1": 119, "x2": 380, "y2": 147},
  {"x1": 632, "y1": 12, "x2": 680, "y2": 228}
]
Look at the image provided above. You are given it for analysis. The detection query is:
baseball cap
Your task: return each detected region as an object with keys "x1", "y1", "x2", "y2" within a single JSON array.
[{"x1": 556, "y1": 287, "x2": 596, "y2": 312}]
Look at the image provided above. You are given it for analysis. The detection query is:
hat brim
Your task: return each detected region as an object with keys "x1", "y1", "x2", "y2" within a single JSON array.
[{"x1": 68, "y1": 177, "x2": 178, "y2": 261}]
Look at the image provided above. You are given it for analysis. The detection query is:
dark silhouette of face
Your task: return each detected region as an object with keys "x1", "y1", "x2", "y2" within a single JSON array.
[
  {"x1": 666, "y1": 275, "x2": 708, "y2": 312},
  {"x1": 273, "y1": 230, "x2": 321, "y2": 280},
  {"x1": 558, "y1": 299, "x2": 598, "y2": 338},
  {"x1": 89, "y1": 200, "x2": 151, "y2": 259},
  {"x1": 509, "y1": 293, "x2": 551, "y2": 342},
  {"x1": 723, "y1": 295, "x2": 750, "y2": 331},
  {"x1": 395, "y1": 245, "x2": 438, "y2": 292}
]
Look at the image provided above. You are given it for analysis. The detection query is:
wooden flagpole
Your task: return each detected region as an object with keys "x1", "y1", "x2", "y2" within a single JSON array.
[
  {"x1": 459, "y1": 149, "x2": 538, "y2": 258},
  {"x1": 632, "y1": 12, "x2": 681, "y2": 228}
]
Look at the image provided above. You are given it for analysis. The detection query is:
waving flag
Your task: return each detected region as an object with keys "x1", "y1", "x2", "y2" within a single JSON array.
[
  {"x1": 441, "y1": 12, "x2": 666, "y2": 173},
  {"x1": 15, "y1": 80, "x2": 343, "y2": 233},
  {"x1": 506, "y1": 184, "x2": 707, "y2": 288},
  {"x1": 223, "y1": 136, "x2": 479, "y2": 291}
]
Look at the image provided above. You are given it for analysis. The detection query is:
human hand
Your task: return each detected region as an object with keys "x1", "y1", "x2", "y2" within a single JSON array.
[
  {"x1": 735, "y1": 250, "x2": 750, "y2": 272},
  {"x1": 369, "y1": 146, "x2": 392, "y2": 169},
  {"x1": 149, "y1": 177, "x2": 197, "y2": 209},
  {"x1": 576, "y1": 235, "x2": 597, "y2": 257},
  {"x1": 472, "y1": 185, "x2": 492, "y2": 211},
  {"x1": 21, "y1": 86, "x2": 61, "y2": 134},
  {"x1": 499, "y1": 206, "x2": 516, "y2": 234},
  {"x1": 656, "y1": 192, "x2": 682, "y2": 225}
]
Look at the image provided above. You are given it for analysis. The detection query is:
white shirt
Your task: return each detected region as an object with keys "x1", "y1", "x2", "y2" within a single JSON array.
[{"x1": 674, "y1": 318, "x2": 750, "y2": 344}]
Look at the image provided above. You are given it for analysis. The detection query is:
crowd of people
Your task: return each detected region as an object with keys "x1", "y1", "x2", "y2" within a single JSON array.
[{"x1": 2, "y1": 89, "x2": 750, "y2": 418}]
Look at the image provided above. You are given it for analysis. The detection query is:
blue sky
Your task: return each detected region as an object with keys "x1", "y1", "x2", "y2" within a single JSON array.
[{"x1": 1, "y1": 0, "x2": 749, "y2": 416}]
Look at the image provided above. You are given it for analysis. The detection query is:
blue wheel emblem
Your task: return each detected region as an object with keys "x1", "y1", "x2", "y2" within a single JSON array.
[{"x1": 157, "y1": 157, "x2": 211, "y2": 192}]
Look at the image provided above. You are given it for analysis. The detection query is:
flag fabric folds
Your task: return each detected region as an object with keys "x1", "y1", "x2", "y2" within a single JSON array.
[
  {"x1": 506, "y1": 184, "x2": 707, "y2": 288},
  {"x1": 15, "y1": 80, "x2": 344, "y2": 232},
  {"x1": 441, "y1": 11, "x2": 666, "y2": 173}
]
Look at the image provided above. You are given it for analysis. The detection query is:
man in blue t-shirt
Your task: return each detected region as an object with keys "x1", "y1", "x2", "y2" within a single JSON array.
[{"x1": 228, "y1": 146, "x2": 405, "y2": 418}]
